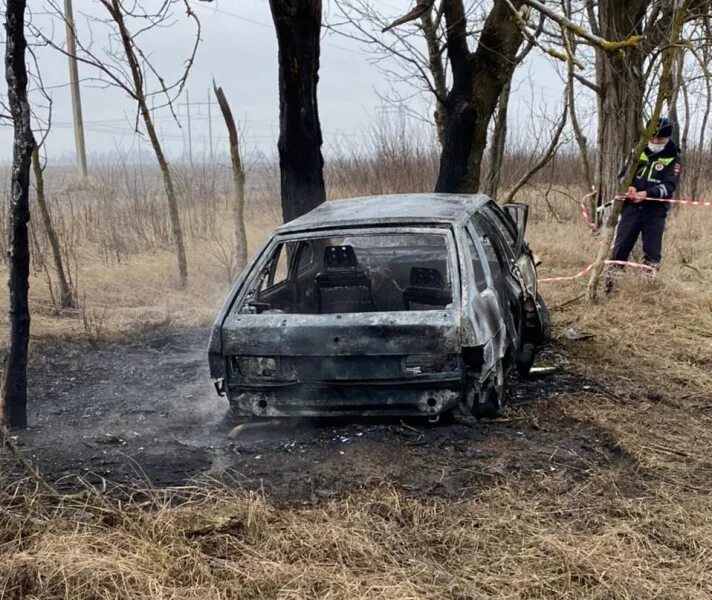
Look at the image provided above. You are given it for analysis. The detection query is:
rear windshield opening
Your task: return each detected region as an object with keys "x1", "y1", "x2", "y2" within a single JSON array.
[{"x1": 238, "y1": 232, "x2": 454, "y2": 315}]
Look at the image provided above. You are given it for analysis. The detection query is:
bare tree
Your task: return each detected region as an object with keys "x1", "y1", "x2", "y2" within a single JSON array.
[
  {"x1": 32, "y1": 147, "x2": 75, "y2": 309},
  {"x1": 34, "y1": 0, "x2": 201, "y2": 289},
  {"x1": 329, "y1": 0, "x2": 449, "y2": 145},
  {"x1": 523, "y1": 0, "x2": 712, "y2": 214},
  {"x1": 677, "y1": 8, "x2": 712, "y2": 200},
  {"x1": 483, "y1": 14, "x2": 542, "y2": 199},
  {"x1": 482, "y1": 80, "x2": 512, "y2": 199},
  {"x1": 420, "y1": 3, "x2": 448, "y2": 146},
  {"x1": 28, "y1": 62, "x2": 76, "y2": 309},
  {"x1": 587, "y1": 0, "x2": 688, "y2": 300},
  {"x1": 386, "y1": 0, "x2": 529, "y2": 194},
  {"x1": 561, "y1": 1, "x2": 594, "y2": 195},
  {"x1": 269, "y1": 0, "x2": 326, "y2": 223},
  {"x1": 213, "y1": 82, "x2": 248, "y2": 275},
  {"x1": 591, "y1": 0, "x2": 650, "y2": 216},
  {"x1": 0, "y1": 41, "x2": 75, "y2": 309},
  {"x1": 2, "y1": 0, "x2": 36, "y2": 428}
]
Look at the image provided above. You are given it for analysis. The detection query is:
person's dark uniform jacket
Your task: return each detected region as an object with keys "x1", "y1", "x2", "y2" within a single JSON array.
[
  {"x1": 618, "y1": 140, "x2": 682, "y2": 212},
  {"x1": 611, "y1": 140, "x2": 682, "y2": 266}
]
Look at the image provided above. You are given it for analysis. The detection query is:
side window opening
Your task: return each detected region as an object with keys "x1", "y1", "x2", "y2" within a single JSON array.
[
  {"x1": 472, "y1": 216, "x2": 506, "y2": 293},
  {"x1": 484, "y1": 204, "x2": 517, "y2": 252},
  {"x1": 466, "y1": 230, "x2": 488, "y2": 293},
  {"x1": 270, "y1": 245, "x2": 289, "y2": 287},
  {"x1": 480, "y1": 234, "x2": 504, "y2": 291},
  {"x1": 296, "y1": 241, "x2": 315, "y2": 273}
]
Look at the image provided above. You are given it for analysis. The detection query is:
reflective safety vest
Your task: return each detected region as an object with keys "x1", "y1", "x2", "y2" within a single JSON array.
[
  {"x1": 635, "y1": 153, "x2": 676, "y2": 185},
  {"x1": 626, "y1": 141, "x2": 682, "y2": 203}
]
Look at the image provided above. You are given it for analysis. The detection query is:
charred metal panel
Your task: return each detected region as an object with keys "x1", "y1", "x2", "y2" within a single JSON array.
[
  {"x1": 207, "y1": 237, "x2": 274, "y2": 357},
  {"x1": 276, "y1": 193, "x2": 490, "y2": 234},
  {"x1": 221, "y1": 311, "x2": 461, "y2": 357},
  {"x1": 229, "y1": 385, "x2": 461, "y2": 418}
]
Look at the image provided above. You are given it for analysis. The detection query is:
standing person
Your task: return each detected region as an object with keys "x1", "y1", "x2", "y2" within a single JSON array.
[{"x1": 606, "y1": 117, "x2": 682, "y2": 292}]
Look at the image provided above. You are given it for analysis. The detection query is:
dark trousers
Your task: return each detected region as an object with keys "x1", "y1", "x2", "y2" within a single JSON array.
[{"x1": 611, "y1": 205, "x2": 667, "y2": 266}]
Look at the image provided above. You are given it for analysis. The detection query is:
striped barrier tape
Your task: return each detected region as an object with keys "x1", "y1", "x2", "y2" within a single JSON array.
[
  {"x1": 536, "y1": 191, "x2": 696, "y2": 284},
  {"x1": 598, "y1": 196, "x2": 712, "y2": 211},
  {"x1": 579, "y1": 189, "x2": 599, "y2": 234},
  {"x1": 538, "y1": 259, "x2": 656, "y2": 284}
]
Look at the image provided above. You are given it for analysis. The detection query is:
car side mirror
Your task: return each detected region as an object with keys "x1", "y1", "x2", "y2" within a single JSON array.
[{"x1": 503, "y1": 203, "x2": 529, "y2": 256}]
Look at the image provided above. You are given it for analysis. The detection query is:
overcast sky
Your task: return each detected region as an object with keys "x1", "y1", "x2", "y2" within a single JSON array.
[{"x1": 0, "y1": 0, "x2": 567, "y2": 166}]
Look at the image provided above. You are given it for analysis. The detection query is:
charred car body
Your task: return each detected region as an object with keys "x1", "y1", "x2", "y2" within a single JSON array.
[{"x1": 208, "y1": 194, "x2": 549, "y2": 419}]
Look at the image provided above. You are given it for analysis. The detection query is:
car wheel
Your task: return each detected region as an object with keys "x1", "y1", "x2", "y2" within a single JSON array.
[
  {"x1": 536, "y1": 292, "x2": 552, "y2": 342},
  {"x1": 516, "y1": 342, "x2": 536, "y2": 377},
  {"x1": 472, "y1": 359, "x2": 506, "y2": 419}
]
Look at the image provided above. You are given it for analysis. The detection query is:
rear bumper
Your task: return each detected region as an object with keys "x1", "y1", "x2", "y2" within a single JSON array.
[{"x1": 227, "y1": 376, "x2": 462, "y2": 417}]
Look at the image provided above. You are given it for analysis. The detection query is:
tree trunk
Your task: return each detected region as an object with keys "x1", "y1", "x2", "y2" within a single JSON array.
[
  {"x1": 420, "y1": 4, "x2": 447, "y2": 147},
  {"x1": 593, "y1": 0, "x2": 649, "y2": 213},
  {"x1": 2, "y1": 0, "x2": 36, "y2": 429},
  {"x1": 688, "y1": 65, "x2": 710, "y2": 202},
  {"x1": 32, "y1": 147, "x2": 75, "y2": 309},
  {"x1": 140, "y1": 105, "x2": 188, "y2": 288},
  {"x1": 667, "y1": 43, "x2": 685, "y2": 150},
  {"x1": 435, "y1": 0, "x2": 524, "y2": 194},
  {"x1": 213, "y1": 83, "x2": 248, "y2": 273},
  {"x1": 269, "y1": 0, "x2": 326, "y2": 223},
  {"x1": 564, "y1": 29, "x2": 594, "y2": 193},
  {"x1": 483, "y1": 78, "x2": 512, "y2": 200},
  {"x1": 108, "y1": 0, "x2": 188, "y2": 288},
  {"x1": 587, "y1": 0, "x2": 685, "y2": 301}
]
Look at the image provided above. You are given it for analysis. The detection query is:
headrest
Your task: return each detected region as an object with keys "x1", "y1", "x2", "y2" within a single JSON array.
[
  {"x1": 410, "y1": 267, "x2": 443, "y2": 288},
  {"x1": 324, "y1": 245, "x2": 359, "y2": 270}
]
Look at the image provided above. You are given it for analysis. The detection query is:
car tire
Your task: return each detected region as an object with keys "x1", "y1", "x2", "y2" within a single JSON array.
[
  {"x1": 516, "y1": 342, "x2": 536, "y2": 378},
  {"x1": 536, "y1": 292, "x2": 552, "y2": 342}
]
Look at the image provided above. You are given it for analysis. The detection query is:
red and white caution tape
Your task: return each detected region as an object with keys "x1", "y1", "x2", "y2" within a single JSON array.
[
  {"x1": 538, "y1": 259, "x2": 656, "y2": 284},
  {"x1": 603, "y1": 195, "x2": 712, "y2": 210},
  {"x1": 579, "y1": 189, "x2": 598, "y2": 234},
  {"x1": 536, "y1": 190, "x2": 694, "y2": 284}
]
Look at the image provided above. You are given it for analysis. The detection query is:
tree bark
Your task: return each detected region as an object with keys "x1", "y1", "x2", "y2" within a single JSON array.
[
  {"x1": 483, "y1": 78, "x2": 512, "y2": 200},
  {"x1": 563, "y1": 20, "x2": 594, "y2": 194},
  {"x1": 435, "y1": 0, "x2": 525, "y2": 194},
  {"x1": 593, "y1": 0, "x2": 649, "y2": 212},
  {"x1": 213, "y1": 83, "x2": 248, "y2": 273},
  {"x1": 2, "y1": 0, "x2": 35, "y2": 429},
  {"x1": 269, "y1": 0, "x2": 326, "y2": 223},
  {"x1": 420, "y1": 4, "x2": 447, "y2": 147},
  {"x1": 32, "y1": 147, "x2": 75, "y2": 309},
  {"x1": 105, "y1": 0, "x2": 188, "y2": 288}
]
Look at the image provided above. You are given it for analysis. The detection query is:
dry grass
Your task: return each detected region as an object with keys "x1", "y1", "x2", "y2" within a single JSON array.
[
  {"x1": 14, "y1": 219, "x2": 275, "y2": 344},
  {"x1": 1, "y1": 470, "x2": 710, "y2": 599},
  {"x1": 2, "y1": 160, "x2": 712, "y2": 597}
]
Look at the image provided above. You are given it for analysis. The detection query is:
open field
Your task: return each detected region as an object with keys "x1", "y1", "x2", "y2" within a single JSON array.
[{"x1": 1, "y1": 163, "x2": 712, "y2": 598}]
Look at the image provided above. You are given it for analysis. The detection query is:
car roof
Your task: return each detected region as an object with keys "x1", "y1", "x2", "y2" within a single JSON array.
[{"x1": 276, "y1": 193, "x2": 492, "y2": 234}]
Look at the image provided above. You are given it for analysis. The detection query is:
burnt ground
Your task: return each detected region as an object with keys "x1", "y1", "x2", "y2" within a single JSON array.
[{"x1": 3, "y1": 328, "x2": 626, "y2": 503}]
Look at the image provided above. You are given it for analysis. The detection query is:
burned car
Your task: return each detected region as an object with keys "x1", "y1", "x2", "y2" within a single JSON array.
[{"x1": 208, "y1": 194, "x2": 549, "y2": 419}]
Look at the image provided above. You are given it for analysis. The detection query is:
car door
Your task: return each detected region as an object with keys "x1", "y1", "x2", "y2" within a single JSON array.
[
  {"x1": 484, "y1": 201, "x2": 538, "y2": 298},
  {"x1": 471, "y1": 213, "x2": 523, "y2": 353},
  {"x1": 460, "y1": 223, "x2": 507, "y2": 374}
]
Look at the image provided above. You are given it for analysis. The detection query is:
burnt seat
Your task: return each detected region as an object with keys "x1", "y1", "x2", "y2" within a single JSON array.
[
  {"x1": 316, "y1": 245, "x2": 377, "y2": 313},
  {"x1": 403, "y1": 267, "x2": 452, "y2": 310}
]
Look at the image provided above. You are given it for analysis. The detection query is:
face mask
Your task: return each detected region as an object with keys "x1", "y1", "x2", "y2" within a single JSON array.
[{"x1": 648, "y1": 141, "x2": 665, "y2": 153}]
